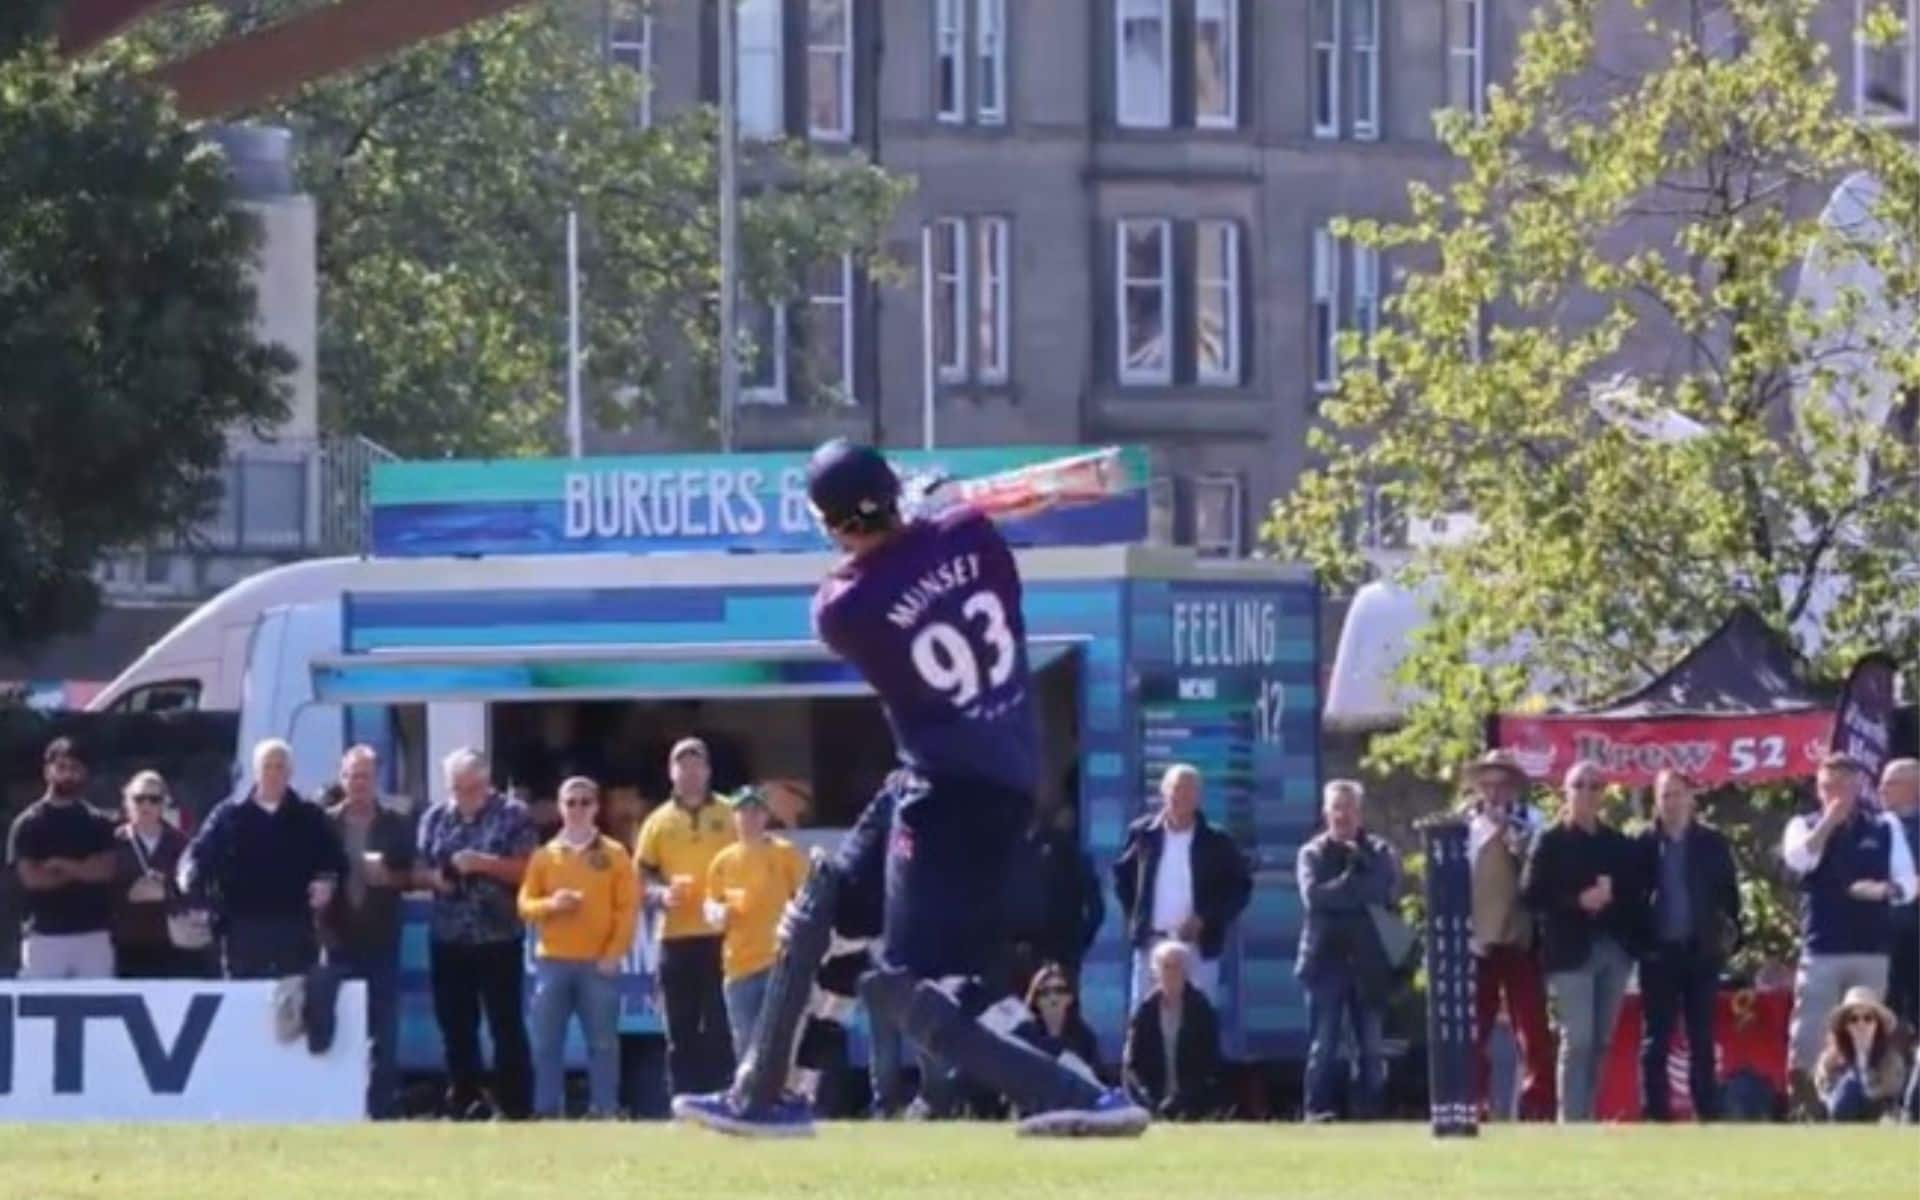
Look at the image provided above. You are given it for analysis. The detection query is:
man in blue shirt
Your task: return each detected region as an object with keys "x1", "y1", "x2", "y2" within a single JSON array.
[{"x1": 675, "y1": 440, "x2": 1147, "y2": 1139}]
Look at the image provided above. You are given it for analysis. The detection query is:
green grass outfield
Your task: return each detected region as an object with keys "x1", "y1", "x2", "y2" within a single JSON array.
[{"x1": 4, "y1": 1122, "x2": 1915, "y2": 1200}]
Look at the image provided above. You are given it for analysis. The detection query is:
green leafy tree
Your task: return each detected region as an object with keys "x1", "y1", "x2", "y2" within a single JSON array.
[
  {"x1": 0, "y1": 37, "x2": 292, "y2": 649},
  {"x1": 1268, "y1": 0, "x2": 1920, "y2": 782},
  {"x1": 129, "y1": 2, "x2": 910, "y2": 458}
]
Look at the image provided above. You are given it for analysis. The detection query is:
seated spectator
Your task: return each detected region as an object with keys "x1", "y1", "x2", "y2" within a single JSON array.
[
  {"x1": 110, "y1": 771, "x2": 205, "y2": 979},
  {"x1": 519, "y1": 777, "x2": 639, "y2": 1119},
  {"x1": 1013, "y1": 962, "x2": 1103, "y2": 1085},
  {"x1": 6, "y1": 738, "x2": 119, "y2": 979},
  {"x1": 1906, "y1": 1054, "x2": 1919, "y2": 1125},
  {"x1": 182, "y1": 739, "x2": 347, "y2": 979},
  {"x1": 1123, "y1": 940, "x2": 1221, "y2": 1120},
  {"x1": 1815, "y1": 987, "x2": 1909, "y2": 1123},
  {"x1": 704, "y1": 786, "x2": 808, "y2": 1060}
]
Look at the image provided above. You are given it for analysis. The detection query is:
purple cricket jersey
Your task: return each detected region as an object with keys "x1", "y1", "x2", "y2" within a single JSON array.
[{"x1": 812, "y1": 506, "x2": 1038, "y2": 794}]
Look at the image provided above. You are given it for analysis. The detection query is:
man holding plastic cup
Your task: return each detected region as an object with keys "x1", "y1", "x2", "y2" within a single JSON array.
[
  {"x1": 705, "y1": 786, "x2": 810, "y2": 1059},
  {"x1": 635, "y1": 738, "x2": 737, "y2": 1094}
]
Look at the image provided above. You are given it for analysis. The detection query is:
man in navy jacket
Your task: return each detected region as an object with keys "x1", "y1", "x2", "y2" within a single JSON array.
[
  {"x1": 182, "y1": 739, "x2": 347, "y2": 980},
  {"x1": 1112, "y1": 764, "x2": 1252, "y2": 1009},
  {"x1": 1781, "y1": 752, "x2": 1917, "y2": 1111},
  {"x1": 1629, "y1": 769, "x2": 1740, "y2": 1121}
]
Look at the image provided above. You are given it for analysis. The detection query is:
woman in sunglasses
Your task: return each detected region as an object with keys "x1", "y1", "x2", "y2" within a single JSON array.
[
  {"x1": 1014, "y1": 963, "x2": 1104, "y2": 1087},
  {"x1": 1816, "y1": 986, "x2": 1909, "y2": 1122},
  {"x1": 110, "y1": 771, "x2": 204, "y2": 978}
]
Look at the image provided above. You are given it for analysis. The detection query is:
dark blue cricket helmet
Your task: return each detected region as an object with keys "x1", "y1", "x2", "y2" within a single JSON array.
[{"x1": 806, "y1": 439, "x2": 901, "y2": 530}]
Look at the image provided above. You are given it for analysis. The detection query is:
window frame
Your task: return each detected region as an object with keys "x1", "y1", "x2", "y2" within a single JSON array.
[
  {"x1": 1352, "y1": 242, "x2": 1381, "y2": 350},
  {"x1": 936, "y1": 0, "x2": 967, "y2": 123},
  {"x1": 1116, "y1": 0, "x2": 1173, "y2": 130},
  {"x1": 1195, "y1": 219, "x2": 1241, "y2": 386},
  {"x1": 1147, "y1": 477, "x2": 1177, "y2": 546},
  {"x1": 737, "y1": 0, "x2": 786, "y2": 140},
  {"x1": 1348, "y1": 0, "x2": 1381, "y2": 141},
  {"x1": 1312, "y1": 226, "x2": 1340, "y2": 393},
  {"x1": 806, "y1": 255, "x2": 857, "y2": 405},
  {"x1": 1447, "y1": 0, "x2": 1486, "y2": 123},
  {"x1": 1194, "y1": 0, "x2": 1239, "y2": 130},
  {"x1": 976, "y1": 0, "x2": 1008, "y2": 125},
  {"x1": 808, "y1": 0, "x2": 854, "y2": 142},
  {"x1": 1192, "y1": 473, "x2": 1245, "y2": 558},
  {"x1": 1855, "y1": 0, "x2": 1919, "y2": 125},
  {"x1": 1312, "y1": 0, "x2": 1342, "y2": 139},
  {"x1": 606, "y1": 0, "x2": 653, "y2": 128},
  {"x1": 975, "y1": 216, "x2": 1011, "y2": 383},
  {"x1": 1117, "y1": 217, "x2": 1175, "y2": 386},
  {"x1": 932, "y1": 217, "x2": 971, "y2": 382},
  {"x1": 740, "y1": 296, "x2": 790, "y2": 405}
]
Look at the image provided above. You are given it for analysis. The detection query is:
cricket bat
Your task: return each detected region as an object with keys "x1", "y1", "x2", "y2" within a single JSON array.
[{"x1": 902, "y1": 447, "x2": 1144, "y2": 524}]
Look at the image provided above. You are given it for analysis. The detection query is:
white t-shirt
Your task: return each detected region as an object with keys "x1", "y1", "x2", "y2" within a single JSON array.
[{"x1": 1151, "y1": 827, "x2": 1196, "y2": 934}]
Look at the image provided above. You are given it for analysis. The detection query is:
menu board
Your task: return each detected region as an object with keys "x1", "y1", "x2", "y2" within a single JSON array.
[
  {"x1": 1138, "y1": 671, "x2": 1268, "y2": 845},
  {"x1": 1129, "y1": 581, "x2": 1313, "y2": 848}
]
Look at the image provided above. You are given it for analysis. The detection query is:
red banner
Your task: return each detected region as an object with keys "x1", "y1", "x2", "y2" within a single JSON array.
[
  {"x1": 1596, "y1": 988, "x2": 1792, "y2": 1121},
  {"x1": 1493, "y1": 710, "x2": 1833, "y2": 787}
]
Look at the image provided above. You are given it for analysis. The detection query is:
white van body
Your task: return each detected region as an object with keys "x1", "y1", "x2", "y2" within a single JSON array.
[{"x1": 89, "y1": 544, "x2": 1157, "y2": 804}]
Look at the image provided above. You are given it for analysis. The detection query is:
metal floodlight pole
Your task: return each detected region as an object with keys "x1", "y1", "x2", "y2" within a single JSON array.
[
  {"x1": 717, "y1": 0, "x2": 741, "y2": 453},
  {"x1": 921, "y1": 223, "x2": 937, "y2": 451},
  {"x1": 566, "y1": 207, "x2": 583, "y2": 459}
]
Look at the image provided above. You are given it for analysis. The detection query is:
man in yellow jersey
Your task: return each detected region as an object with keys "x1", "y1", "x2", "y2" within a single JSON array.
[
  {"x1": 635, "y1": 738, "x2": 736, "y2": 1094},
  {"x1": 520, "y1": 777, "x2": 640, "y2": 1118},
  {"x1": 706, "y1": 787, "x2": 810, "y2": 1059}
]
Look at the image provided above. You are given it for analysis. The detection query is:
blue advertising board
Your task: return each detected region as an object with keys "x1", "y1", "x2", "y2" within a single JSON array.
[{"x1": 370, "y1": 446, "x2": 1150, "y2": 558}]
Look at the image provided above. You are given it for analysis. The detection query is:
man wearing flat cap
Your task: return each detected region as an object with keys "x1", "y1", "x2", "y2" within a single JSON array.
[
  {"x1": 1780, "y1": 751, "x2": 1918, "y2": 1115},
  {"x1": 1461, "y1": 749, "x2": 1555, "y2": 1121}
]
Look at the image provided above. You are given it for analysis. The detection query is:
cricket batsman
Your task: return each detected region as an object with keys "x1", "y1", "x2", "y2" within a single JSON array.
[{"x1": 672, "y1": 439, "x2": 1150, "y2": 1139}]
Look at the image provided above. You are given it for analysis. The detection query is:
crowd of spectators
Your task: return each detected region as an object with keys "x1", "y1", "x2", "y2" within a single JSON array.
[{"x1": 6, "y1": 730, "x2": 1919, "y2": 1128}]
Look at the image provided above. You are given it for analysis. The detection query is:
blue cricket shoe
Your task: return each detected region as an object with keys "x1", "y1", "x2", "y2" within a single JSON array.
[
  {"x1": 671, "y1": 1091, "x2": 816, "y2": 1139},
  {"x1": 1014, "y1": 1088, "x2": 1151, "y2": 1138}
]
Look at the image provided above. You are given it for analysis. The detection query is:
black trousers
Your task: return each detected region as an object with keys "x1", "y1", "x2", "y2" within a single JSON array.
[
  {"x1": 1888, "y1": 908, "x2": 1918, "y2": 1033},
  {"x1": 1639, "y1": 944, "x2": 1720, "y2": 1121},
  {"x1": 115, "y1": 941, "x2": 214, "y2": 979},
  {"x1": 429, "y1": 937, "x2": 533, "y2": 1118},
  {"x1": 658, "y1": 934, "x2": 733, "y2": 1095},
  {"x1": 223, "y1": 916, "x2": 317, "y2": 980}
]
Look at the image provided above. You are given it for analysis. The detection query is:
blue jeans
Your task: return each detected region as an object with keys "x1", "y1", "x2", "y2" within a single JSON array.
[
  {"x1": 1304, "y1": 969, "x2": 1385, "y2": 1120},
  {"x1": 531, "y1": 958, "x2": 620, "y2": 1118},
  {"x1": 1824, "y1": 1068, "x2": 1881, "y2": 1123},
  {"x1": 340, "y1": 948, "x2": 401, "y2": 1119},
  {"x1": 723, "y1": 970, "x2": 771, "y2": 1061},
  {"x1": 1547, "y1": 935, "x2": 1633, "y2": 1122}
]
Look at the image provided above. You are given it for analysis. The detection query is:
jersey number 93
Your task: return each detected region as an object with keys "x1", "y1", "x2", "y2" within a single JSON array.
[{"x1": 910, "y1": 590, "x2": 1017, "y2": 708}]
